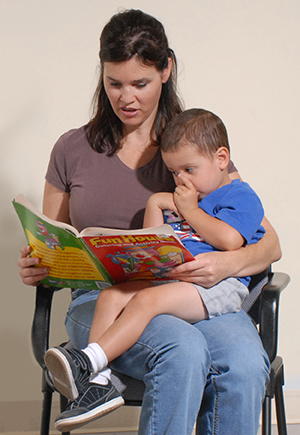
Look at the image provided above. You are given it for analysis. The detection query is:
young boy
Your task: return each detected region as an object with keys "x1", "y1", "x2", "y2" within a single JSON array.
[{"x1": 45, "y1": 109, "x2": 265, "y2": 430}]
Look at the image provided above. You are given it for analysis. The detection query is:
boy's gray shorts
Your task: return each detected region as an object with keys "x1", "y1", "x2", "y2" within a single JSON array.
[{"x1": 193, "y1": 277, "x2": 249, "y2": 319}]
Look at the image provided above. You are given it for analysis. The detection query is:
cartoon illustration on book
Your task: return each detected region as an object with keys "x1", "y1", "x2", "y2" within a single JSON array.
[
  {"x1": 106, "y1": 244, "x2": 185, "y2": 280},
  {"x1": 36, "y1": 219, "x2": 65, "y2": 251}
]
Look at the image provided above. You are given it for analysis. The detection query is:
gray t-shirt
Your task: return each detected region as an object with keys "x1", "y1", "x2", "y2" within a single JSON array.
[
  {"x1": 45, "y1": 125, "x2": 237, "y2": 232},
  {"x1": 45, "y1": 126, "x2": 176, "y2": 231}
]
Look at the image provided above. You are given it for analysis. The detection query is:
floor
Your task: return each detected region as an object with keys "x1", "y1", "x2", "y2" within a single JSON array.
[
  {"x1": 78, "y1": 430, "x2": 299, "y2": 435},
  {"x1": 4, "y1": 425, "x2": 300, "y2": 435},
  {"x1": 76, "y1": 427, "x2": 299, "y2": 435}
]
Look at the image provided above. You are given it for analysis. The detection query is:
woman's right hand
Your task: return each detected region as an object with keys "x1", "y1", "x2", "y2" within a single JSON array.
[{"x1": 18, "y1": 245, "x2": 49, "y2": 286}]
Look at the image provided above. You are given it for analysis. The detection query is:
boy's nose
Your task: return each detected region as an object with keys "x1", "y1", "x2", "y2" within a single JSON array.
[{"x1": 176, "y1": 174, "x2": 185, "y2": 185}]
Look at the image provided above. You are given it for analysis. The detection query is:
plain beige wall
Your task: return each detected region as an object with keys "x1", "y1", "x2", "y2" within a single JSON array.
[{"x1": 1, "y1": 0, "x2": 299, "y2": 430}]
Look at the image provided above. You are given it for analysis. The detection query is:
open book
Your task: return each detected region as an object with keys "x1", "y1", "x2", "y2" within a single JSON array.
[{"x1": 13, "y1": 194, "x2": 194, "y2": 290}]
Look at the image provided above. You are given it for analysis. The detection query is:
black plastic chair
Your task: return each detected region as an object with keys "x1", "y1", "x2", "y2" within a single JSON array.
[
  {"x1": 247, "y1": 271, "x2": 290, "y2": 435},
  {"x1": 31, "y1": 269, "x2": 290, "y2": 435}
]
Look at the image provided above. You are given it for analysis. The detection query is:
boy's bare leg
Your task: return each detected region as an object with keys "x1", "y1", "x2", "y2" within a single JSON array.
[
  {"x1": 44, "y1": 281, "x2": 206, "y2": 404},
  {"x1": 97, "y1": 281, "x2": 207, "y2": 362},
  {"x1": 89, "y1": 281, "x2": 154, "y2": 343}
]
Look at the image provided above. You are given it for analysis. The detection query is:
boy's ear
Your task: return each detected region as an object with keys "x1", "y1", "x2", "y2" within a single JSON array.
[{"x1": 217, "y1": 147, "x2": 230, "y2": 169}]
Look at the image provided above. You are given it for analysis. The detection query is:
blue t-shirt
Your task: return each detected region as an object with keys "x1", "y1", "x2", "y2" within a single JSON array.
[{"x1": 164, "y1": 179, "x2": 265, "y2": 286}]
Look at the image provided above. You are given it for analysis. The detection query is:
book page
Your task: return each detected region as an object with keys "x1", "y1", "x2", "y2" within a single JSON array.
[
  {"x1": 13, "y1": 194, "x2": 80, "y2": 237},
  {"x1": 26, "y1": 228, "x2": 107, "y2": 283}
]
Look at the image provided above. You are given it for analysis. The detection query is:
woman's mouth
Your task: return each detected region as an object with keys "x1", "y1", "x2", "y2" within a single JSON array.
[{"x1": 121, "y1": 107, "x2": 139, "y2": 117}]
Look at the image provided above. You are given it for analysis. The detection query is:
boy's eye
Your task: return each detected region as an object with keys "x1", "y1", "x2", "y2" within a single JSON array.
[{"x1": 185, "y1": 167, "x2": 193, "y2": 173}]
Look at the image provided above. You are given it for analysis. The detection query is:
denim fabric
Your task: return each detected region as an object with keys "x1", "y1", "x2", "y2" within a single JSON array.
[{"x1": 66, "y1": 290, "x2": 269, "y2": 435}]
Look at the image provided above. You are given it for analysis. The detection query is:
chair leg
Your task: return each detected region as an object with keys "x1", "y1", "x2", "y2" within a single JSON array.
[
  {"x1": 275, "y1": 385, "x2": 287, "y2": 435},
  {"x1": 262, "y1": 396, "x2": 272, "y2": 435},
  {"x1": 40, "y1": 371, "x2": 71, "y2": 435},
  {"x1": 60, "y1": 394, "x2": 71, "y2": 435},
  {"x1": 40, "y1": 373, "x2": 53, "y2": 435},
  {"x1": 60, "y1": 393, "x2": 69, "y2": 412}
]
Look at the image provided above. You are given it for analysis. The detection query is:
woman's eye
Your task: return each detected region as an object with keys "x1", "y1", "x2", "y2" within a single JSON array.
[
  {"x1": 110, "y1": 82, "x2": 121, "y2": 87},
  {"x1": 136, "y1": 83, "x2": 147, "y2": 88}
]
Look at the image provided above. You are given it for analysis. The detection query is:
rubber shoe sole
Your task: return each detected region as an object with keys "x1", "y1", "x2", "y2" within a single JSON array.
[
  {"x1": 55, "y1": 396, "x2": 125, "y2": 432},
  {"x1": 44, "y1": 347, "x2": 78, "y2": 401}
]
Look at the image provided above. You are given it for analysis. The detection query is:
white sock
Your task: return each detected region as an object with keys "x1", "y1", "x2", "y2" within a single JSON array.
[
  {"x1": 90, "y1": 367, "x2": 111, "y2": 385},
  {"x1": 82, "y1": 342, "x2": 108, "y2": 374}
]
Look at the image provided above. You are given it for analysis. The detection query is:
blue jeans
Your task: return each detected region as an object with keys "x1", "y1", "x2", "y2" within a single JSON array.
[{"x1": 66, "y1": 289, "x2": 270, "y2": 435}]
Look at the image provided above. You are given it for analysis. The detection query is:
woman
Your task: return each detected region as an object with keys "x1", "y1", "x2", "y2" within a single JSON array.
[{"x1": 18, "y1": 9, "x2": 280, "y2": 435}]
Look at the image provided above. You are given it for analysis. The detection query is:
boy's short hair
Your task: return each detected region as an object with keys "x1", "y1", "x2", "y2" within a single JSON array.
[{"x1": 161, "y1": 108, "x2": 230, "y2": 157}]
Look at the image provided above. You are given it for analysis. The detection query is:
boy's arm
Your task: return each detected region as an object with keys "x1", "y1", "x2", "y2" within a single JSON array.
[
  {"x1": 174, "y1": 176, "x2": 244, "y2": 251},
  {"x1": 185, "y1": 208, "x2": 244, "y2": 251},
  {"x1": 169, "y1": 217, "x2": 281, "y2": 287},
  {"x1": 143, "y1": 192, "x2": 178, "y2": 228}
]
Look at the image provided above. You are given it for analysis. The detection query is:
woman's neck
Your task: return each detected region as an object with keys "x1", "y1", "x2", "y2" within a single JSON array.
[{"x1": 117, "y1": 129, "x2": 158, "y2": 169}]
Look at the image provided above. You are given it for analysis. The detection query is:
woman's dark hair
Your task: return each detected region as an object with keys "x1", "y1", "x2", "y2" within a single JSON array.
[
  {"x1": 161, "y1": 109, "x2": 230, "y2": 157},
  {"x1": 86, "y1": 9, "x2": 183, "y2": 155}
]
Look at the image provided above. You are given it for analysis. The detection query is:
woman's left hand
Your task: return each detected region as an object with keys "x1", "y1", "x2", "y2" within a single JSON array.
[{"x1": 168, "y1": 251, "x2": 233, "y2": 288}]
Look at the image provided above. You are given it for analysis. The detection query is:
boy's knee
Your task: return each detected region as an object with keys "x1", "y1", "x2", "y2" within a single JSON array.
[
  {"x1": 128, "y1": 287, "x2": 156, "y2": 311},
  {"x1": 98, "y1": 286, "x2": 128, "y2": 307}
]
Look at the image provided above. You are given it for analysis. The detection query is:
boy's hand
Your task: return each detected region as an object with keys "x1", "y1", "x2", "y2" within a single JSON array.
[{"x1": 174, "y1": 174, "x2": 199, "y2": 217}]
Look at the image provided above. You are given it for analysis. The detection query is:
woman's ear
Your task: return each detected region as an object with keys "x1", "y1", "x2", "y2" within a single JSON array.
[
  {"x1": 217, "y1": 147, "x2": 230, "y2": 170},
  {"x1": 162, "y1": 58, "x2": 172, "y2": 83}
]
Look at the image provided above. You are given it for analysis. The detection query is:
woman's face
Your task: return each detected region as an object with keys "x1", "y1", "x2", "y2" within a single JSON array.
[{"x1": 103, "y1": 57, "x2": 171, "y2": 133}]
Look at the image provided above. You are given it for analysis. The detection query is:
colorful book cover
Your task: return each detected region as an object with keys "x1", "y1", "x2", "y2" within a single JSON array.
[{"x1": 13, "y1": 195, "x2": 194, "y2": 290}]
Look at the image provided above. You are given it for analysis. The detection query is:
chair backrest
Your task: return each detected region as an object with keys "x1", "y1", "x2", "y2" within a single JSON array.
[
  {"x1": 246, "y1": 270, "x2": 290, "y2": 363},
  {"x1": 244, "y1": 267, "x2": 270, "y2": 323}
]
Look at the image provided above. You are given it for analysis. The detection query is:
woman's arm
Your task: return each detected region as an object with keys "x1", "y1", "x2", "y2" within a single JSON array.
[
  {"x1": 43, "y1": 181, "x2": 71, "y2": 222},
  {"x1": 18, "y1": 182, "x2": 70, "y2": 286},
  {"x1": 168, "y1": 215, "x2": 281, "y2": 287}
]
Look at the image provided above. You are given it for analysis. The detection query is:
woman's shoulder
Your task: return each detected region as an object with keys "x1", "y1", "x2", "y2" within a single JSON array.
[
  {"x1": 50, "y1": 125, "x2": 102, "y2": 164},
  {"x1": 54, "y1": 125, "x2": 89, "y2": 151}
]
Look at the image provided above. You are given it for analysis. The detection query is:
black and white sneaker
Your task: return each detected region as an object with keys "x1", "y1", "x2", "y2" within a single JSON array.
[
  {"x1": 54, "y1": 381, "x2": 125, "y2": 432},
  {"x1": 44, "y1": 347, "x2": 92, "y2": 401}
]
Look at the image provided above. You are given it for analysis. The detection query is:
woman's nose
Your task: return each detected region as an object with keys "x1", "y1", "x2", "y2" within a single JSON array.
[{"x1": 120, "y1": 87, "x2": 134, "y2": 104}]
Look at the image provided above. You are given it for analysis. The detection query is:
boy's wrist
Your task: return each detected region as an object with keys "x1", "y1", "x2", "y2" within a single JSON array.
[
  {"x1": 179, "y1": 205, "x2": 199, "y2": 222},
  {"x1": 148, "y1": 193, "x2": 164, "y2": 210},
  {"x1": 152, "y1": 192, "x2": 173, "y2": 210}
]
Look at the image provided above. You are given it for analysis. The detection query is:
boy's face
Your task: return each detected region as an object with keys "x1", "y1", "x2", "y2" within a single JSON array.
[{"x1": 162, "y1": 141, "x2": 229, "y2": 199}]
